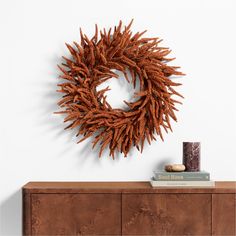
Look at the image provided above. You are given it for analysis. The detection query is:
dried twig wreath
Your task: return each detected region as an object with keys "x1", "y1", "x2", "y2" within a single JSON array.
[{"x1": 56, "y1": 20, "x2": 184, "y2": 158}]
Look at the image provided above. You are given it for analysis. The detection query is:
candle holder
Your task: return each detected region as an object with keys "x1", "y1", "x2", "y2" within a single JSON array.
[{"x1": 183, "y1": 142, "x2": 201, "y2": 172}]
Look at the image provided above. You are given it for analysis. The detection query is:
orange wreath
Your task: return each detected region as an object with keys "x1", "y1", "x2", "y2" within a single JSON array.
[{"x1": 56, "y1": 20, "x2": 184, "y2": 158}]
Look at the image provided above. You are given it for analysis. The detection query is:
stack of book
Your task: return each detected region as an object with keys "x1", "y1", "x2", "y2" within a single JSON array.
[{"x1": 151, "y1": 171, "x2": 215, "y2": 187}]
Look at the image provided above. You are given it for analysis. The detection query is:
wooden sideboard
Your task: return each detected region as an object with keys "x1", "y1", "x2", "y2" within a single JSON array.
[{"x1": 23, "y1": 181, "x2": 236, "y2": 235}]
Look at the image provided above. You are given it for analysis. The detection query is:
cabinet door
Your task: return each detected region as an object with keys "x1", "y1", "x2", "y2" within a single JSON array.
[
  {"x1": 31, "y1": 193, "x2": 121, "y2": 235},
  {"x1": 212, "y1": 194, "x2": 235, "y2": 235},
  {"x1": 122, "y1": 194, "x2": 211, "y2": 235}
]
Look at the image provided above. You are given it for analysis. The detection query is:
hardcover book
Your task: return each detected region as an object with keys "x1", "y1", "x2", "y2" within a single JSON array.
[
  {"x1": 153, "y1": 171, "x2": 210, "y2": 181},
  {"x1": 150, "y1": 180, "x2": 215, "y2": 187}
]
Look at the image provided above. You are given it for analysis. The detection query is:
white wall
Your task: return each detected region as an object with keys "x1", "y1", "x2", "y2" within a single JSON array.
[{"x1": 0, "y1": 0, "x2": 236, "y2": 234}]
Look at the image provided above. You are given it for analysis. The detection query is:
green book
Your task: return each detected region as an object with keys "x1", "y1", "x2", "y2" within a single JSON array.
[{"x1": 153, "y1": 171, "x2": 210, "y2": 181}]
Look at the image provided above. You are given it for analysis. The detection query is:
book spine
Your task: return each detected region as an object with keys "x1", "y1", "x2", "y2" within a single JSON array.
[
  {"x1": 154, "y1": 173, "x2": 210, "y2": 181},
  {"x1": 151, "y1": 181, "x2": 215, "y2": 187}
]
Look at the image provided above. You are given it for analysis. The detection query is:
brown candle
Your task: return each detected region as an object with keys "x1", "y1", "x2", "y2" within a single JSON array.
[{"x1": 183, "y1": 142, "x2": 201, "y2": 172}]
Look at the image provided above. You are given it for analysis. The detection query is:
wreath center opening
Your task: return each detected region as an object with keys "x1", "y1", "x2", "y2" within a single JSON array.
[{"x1": 96, "y1": 69, "x2": 140, "y2": 110}]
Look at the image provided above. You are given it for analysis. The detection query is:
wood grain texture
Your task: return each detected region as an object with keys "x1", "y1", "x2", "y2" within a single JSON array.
[
  {"x1": 31, "y1": 193, "x2": 121, "y2": 235},
  {"x1": 22, "y1": 182, "x2": 236, "y2": 236},
  {"x1": 22, "y1": 190, "x2": 31, "y2": 235},
  {"x1": 212, "y1": 194, "x2": 236, "y2": 235},
  {"x1": 23, "y1": 181, "x2": 236, "y2": 194},
  {"x1": 122, "y1": 194, "x2": 211, "y2": 235}
]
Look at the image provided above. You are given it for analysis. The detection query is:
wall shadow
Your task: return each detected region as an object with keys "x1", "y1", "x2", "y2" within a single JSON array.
[
  {"x1": 0, "y1": 189, "x2": 21, "y2": 235},
  {"x1": 36, "y1": 53, "x2": 104, "y2": 162},
  {"x1": 153, "y1": 157, "x2": 173, "y2": 171}
]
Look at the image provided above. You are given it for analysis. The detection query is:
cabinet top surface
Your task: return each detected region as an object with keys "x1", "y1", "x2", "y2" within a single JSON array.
[{"x1": 23, "y1": 181, "x2": 236, "y2": 193}]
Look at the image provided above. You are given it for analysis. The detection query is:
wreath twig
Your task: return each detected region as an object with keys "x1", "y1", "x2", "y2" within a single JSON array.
[{"x1": 56, "y1": 20, "x2": 184, "y2": 158}]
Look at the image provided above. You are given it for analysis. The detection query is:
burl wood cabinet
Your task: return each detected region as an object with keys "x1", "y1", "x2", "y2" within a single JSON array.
[{"x1": 23, "y1": 182, "x2": 236, "y2": 235}]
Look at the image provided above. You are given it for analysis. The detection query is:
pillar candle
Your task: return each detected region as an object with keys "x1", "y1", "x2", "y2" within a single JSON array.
[{"x1": 183, "y1": 142, "x2": 201, "y2": 172}]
